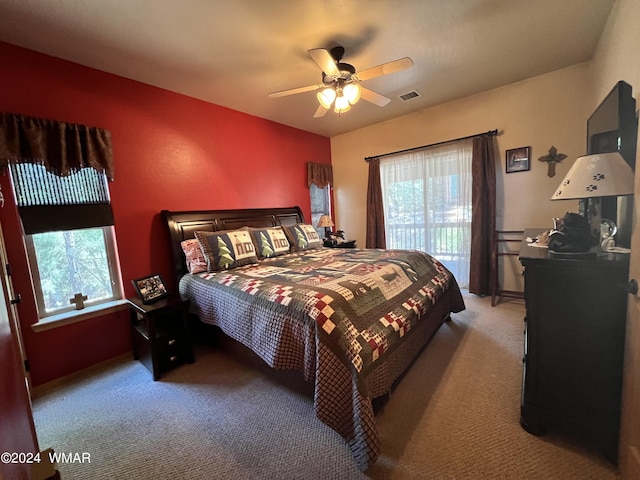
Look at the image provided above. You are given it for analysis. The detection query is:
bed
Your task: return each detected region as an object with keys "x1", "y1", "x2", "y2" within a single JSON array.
[{"x1": 161, "y1": 206, "x2": 465, "y2": 470}]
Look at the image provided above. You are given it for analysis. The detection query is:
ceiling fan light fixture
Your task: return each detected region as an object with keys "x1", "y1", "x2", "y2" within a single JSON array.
[
  {"x1": 334, "y1": 104, "x2": 351, "y2": 114},
  {"x1": 268, "y1": 47, "x2": 413, "y2": 118},
  {"x1": 344, "y1": 83, "x2": 361, "y2": 105},
  {"x1": 334, "y1": 95, "x2": 351, "y2": 113},
  {"x1": 317, "y1": 88, "x2": 336, "y2": 109}
]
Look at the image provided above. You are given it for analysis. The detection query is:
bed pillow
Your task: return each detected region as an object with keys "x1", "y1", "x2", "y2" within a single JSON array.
[
  {"x1": 283, "y1": 223, "x2": 323, "y2": 252},
  {"x1": 180, "y1": 239, "x2": 207, "y2": 274},
  {"x1": 195, "y1": 228, "x2": 258, "y2": 271},
  {"x1": 249, "y1": 226, "x2": 291, "y2": 259}
]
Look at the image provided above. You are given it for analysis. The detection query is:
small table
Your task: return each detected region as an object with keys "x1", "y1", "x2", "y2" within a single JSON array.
[
  {"x1": 127, "y1": 294, "x2": 195, "y2": 380},
  {"x1": 324, "y1": 239, "x2": 357, "y2": 249}
]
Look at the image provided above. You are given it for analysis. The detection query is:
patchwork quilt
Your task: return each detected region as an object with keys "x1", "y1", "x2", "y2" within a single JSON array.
[{"x1": 180, "y1": 247, "x2": 465, "y2": 469}]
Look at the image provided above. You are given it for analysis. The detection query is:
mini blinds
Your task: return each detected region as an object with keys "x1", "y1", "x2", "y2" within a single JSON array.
[{"x1": 9, "y1": 163, "x2": 114, "y2": 234}]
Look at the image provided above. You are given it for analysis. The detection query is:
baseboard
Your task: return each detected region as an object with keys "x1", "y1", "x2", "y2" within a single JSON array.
[{"x1": 31, "y1": 353, "x2": 131, "y2": 399}]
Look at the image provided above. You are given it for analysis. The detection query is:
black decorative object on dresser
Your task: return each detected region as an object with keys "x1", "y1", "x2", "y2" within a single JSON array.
[
  {"x1": 128, "y1": 294, "x2": 195, "y2": 380},
  {"x1": 519, "y1": 228, "x2": 629, "y2": 463}
]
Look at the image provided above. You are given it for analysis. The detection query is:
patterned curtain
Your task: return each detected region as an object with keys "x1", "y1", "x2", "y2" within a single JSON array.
[
  {"x1": 365, "y1": 157, "x2": 386, "y2": 248},
  {"x1": 0, "y1": 112, "x2": 114, "y2": 179},
  {"x1": 468, "y1": 134, "x2": 497, "y2": 295},
  {"x1": 307, "y1": 162, "x2": 333, "y2": 188}
]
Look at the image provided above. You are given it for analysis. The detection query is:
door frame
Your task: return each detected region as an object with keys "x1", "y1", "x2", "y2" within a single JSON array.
[
  {"x1": 619, "y1": 130, "x2": 640, "y2": 479},
  {"x1": 0, "y1": 220, "x2": 39, "y2": 479}
]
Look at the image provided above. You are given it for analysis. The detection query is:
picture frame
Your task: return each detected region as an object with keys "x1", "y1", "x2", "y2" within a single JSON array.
[
  {"x1": 132, "y1": 274, "x2": 169, "y2": 304},
  {"x1": 506, "y1": 146, "x2": 531, "y2": 173}
]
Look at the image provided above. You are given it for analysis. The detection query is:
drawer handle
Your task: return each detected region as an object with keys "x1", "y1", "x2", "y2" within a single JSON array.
[
  {"x1": 169, "y1": 355, "x2": 178, "y2": 362},
  {"x1": 168, "y1": 339, "x2": 176, "y2": 346}
]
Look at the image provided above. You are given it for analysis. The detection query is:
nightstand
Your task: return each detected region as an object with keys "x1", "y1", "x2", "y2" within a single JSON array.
[
  {"x1": 324, "y1": 239, "x2": 357, "y2": 249},
  {"x1": 127, "y1": 294, "x2": 195, "y2": 380}
]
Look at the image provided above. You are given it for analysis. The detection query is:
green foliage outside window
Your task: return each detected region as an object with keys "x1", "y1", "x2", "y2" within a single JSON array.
[
  {"x1": 32, "y1": 228, "x2": 114, "y2": 313},
  {"x1": 385, "y1": 175, "x2": 470, "y2": 256}
]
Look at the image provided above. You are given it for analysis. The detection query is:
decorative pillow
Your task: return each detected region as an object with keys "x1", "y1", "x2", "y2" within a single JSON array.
[
  {"x1": 195, "y1": 228, "x2": 258, "y2": 271},
  {"x1": 180, "y1": 239, "x2": 207, "y2": 274},
  {"x1": 249, "y1": 226, "x2": 291, "y2": 259},
  {"x1": 283, "y1": 223, "x2": 323, "y2": 252}
]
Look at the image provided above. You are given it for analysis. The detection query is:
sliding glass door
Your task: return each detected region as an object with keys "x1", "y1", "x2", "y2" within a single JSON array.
[{"x1": 380, "y1": 139, "x2": 472, "y2": 287}]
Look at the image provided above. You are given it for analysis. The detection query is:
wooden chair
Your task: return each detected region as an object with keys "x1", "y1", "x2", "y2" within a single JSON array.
[{"x1": 490, "y1": 230, "x2": 525, "y2": 306}]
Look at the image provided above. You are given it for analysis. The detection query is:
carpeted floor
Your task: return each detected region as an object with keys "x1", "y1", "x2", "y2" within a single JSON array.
[{"x1": 32, "y1": 293, "x2": 620, "y2": 479}]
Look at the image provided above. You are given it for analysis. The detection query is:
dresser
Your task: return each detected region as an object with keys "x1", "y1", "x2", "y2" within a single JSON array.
[{"x1": 519, "y1": 228, "x2": 629, "y2": 463}]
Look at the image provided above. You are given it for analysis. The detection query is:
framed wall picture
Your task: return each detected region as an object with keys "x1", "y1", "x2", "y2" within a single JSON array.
[
  {"x1": 132, "y1": 274, "x2": 168, "y2": 304},
  {"x1": 506, "y1": 146, "x2": 531, "y2": 173}
]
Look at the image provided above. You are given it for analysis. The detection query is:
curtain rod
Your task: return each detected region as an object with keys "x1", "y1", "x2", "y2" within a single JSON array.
[{"x1": 364, "y1": 129, "x2": 499, "y2": 162}]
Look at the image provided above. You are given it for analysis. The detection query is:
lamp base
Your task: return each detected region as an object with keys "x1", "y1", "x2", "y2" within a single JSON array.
[{"x1": 587, "y1": 198, "x2": 602, "y2": 243}]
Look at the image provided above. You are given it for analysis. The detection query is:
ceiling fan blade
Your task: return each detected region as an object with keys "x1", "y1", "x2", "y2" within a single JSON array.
[
  {"x1": 313, "y1": 104, "x2": 329, "y2": 118},
  {"x1": 308, "y1": 48, "x2": 340, "y2": 76},
  {"x1": 268, "y1": 84, "x2": 323, "y2": 98},
  {"x1": 360, "y1": 87, "x2": 391, "y2": 107},
  {"x1": 355, "y1": 57, "x2": 414, "y2": 81}
]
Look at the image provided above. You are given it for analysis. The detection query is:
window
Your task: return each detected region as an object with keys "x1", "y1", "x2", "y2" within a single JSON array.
[
  {"x1": 310, "y1": 183, "x2": 331, "y2": 238},
  {"x1": 9, "y1": 163, "x2": 122, "y2": 318},
  {"x1": 25, "y1": 228, "x2": 120, "y2": 316},
  {"x1": 380, "y1": 139, "x2": 473, "y2": 287}
]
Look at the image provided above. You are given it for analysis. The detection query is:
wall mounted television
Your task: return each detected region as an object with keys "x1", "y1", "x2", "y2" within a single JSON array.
[
  {"x1": 587, "y1": 80, "x2": 637, "y2": 168},
  {"x1": 586, "y1": 80, "x2": 637, "y2": 247}
]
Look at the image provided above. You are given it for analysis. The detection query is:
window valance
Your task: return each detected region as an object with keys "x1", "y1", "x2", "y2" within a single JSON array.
[
  {"x1": 0, "y1": 112, "x2": 114, "y2": 180},
  {"x1": 307, "y1": 162, "x2": 333, "y2": 188}
]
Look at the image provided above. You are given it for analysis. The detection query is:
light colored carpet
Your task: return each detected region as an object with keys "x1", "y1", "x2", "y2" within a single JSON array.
[{"x1": 32, "y1": 293, "x2": 620, "y2": 479}]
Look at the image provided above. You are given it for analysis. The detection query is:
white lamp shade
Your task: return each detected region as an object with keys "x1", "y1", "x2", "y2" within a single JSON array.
[
  {"x1": 317, "y1": 215, "x2": 334, "y2": 228},
  {"x1": 334, "y1": 95, "x2": 351, "y2": 113},
  {"x1": 551, "y1": 152, "x2": 635, "y2": 200},
  {"x1": 317, "y1": 88, "x2": 336, "y2": 109},
  {"x1": 344, "y1": 83, "x2": 361, "y2": 105}
]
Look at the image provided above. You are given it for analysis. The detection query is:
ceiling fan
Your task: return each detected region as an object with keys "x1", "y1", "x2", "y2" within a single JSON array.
[{"x1": 268, "y1": 46, "x2": 414, "y2": 118}]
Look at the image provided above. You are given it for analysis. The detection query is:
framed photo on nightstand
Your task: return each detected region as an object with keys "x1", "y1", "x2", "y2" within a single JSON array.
[{"x1": 132, "y1": 274, "x2": 168, "y2": 304}]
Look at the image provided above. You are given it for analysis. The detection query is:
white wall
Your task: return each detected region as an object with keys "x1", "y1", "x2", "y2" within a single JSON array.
[
  {"x1": 586, "y1": 0, "x2": 640, "y2": 254},
  {"x1": 589, "y1": 2, "x2": 640, "y2": 474},
  {"x1": 331, "y1": 0, "x2": 640, "y2": 293},
  {"x1": 590, "y1": 0, "x2": 640, "y2": 103},
  {"x1": 331, "y1": 63, "x2": 593, "y2": 291}
]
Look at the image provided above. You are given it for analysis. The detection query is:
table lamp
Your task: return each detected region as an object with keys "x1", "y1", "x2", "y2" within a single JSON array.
[
  {"x1": 550, "y1": 152, "x2": 634, "y2": 243},
  {"x1": 317, "y1": 214, "x2": 334, "y2": 239}
]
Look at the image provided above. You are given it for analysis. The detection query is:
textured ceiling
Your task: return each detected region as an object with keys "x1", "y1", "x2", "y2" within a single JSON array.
[{"x1": 0, "y1": 0, "x2": 615, "y2": 137}]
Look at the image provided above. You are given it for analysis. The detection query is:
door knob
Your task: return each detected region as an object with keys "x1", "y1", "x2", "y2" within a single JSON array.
[{"x1": 625, "y1": 279, "x2": 638, "y2": 295}]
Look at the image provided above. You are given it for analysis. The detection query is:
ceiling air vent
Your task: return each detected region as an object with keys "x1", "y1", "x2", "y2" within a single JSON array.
[{"x1": 398, "y1": 90, "x2": 421, "y2": 101}]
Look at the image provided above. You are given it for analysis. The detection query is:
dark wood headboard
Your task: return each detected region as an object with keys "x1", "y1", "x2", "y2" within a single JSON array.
[{"x1": 161, "y1": 206, "x2": 304, "y2": 282}]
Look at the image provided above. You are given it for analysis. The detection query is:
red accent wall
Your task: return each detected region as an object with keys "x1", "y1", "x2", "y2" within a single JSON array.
[{"x1": 0, "y1": 42, "x2": 331, "y2": 386}]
